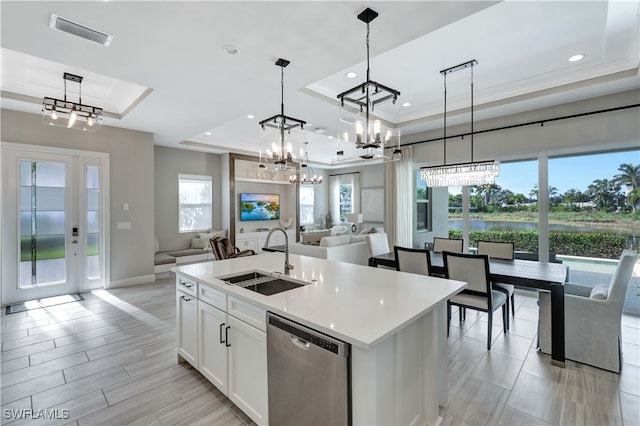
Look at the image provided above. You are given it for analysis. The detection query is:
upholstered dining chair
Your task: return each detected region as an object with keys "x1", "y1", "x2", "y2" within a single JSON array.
[
  {"x1": 444, "y1": 251, "x2": 508, "y2": 350},
  {"x1": 394, "y1": 246, "x2": 432, "y2": 276},
  {"x1": 210, "y1": 237, "x2": 256, "y2": 260},
  {"x1": 538, "y1": 249, "x2": 636, "y2": 373},
  {"x1": 477, "y1": 240, "x2": 516, "y2": 319},
  {"x1": 366, "y1": 233, "x2": 390, "y2": 258},
  {"x1": 433, "y1": 237, "x2": 464, "y2": 254}
]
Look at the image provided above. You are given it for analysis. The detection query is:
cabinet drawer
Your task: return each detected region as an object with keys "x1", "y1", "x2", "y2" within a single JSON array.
[
  {"x1": 177, "y1": 277, "x2": 197, "y2": 297},
  {"x1": 228, "y1": 296, "x2": 267, "y2": 332},
  {"x1": 199, "y1": 283, "x2": 226, "y2": 311}
]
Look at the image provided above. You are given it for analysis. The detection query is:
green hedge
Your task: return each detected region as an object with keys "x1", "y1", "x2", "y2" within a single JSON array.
[{"x1": 448, "y1": 229, "x2": 627, "y2": 259}]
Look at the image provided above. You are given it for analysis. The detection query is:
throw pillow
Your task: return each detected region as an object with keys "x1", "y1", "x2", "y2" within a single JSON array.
[
  {"x1": 319, "y1": 235, "x2": 351, "y2": 247},
  {"x1": 154, "y1": 235, "x2": 160, "y2": 253},
  {"x1": 589, "y1": 284, "x2": 609, "y2": 300},
  {"x1": 190, "y1": 238, "x2": 208, "y2": 249}
]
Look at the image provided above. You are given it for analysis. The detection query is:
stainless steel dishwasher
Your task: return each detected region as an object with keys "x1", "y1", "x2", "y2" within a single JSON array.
[{"x1": 267, "y1": 312, "x2": 350, "y2": 425}]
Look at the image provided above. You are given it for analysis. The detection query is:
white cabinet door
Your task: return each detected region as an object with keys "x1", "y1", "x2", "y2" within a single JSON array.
[
  {"x1": 176, "y1": 290, "x2": 198, "y2": 367},
  {"x1": 236, "y1": 237, "x2": 258, "y2": 253},
  {"x1": 198, "y1": 301, "x2": 228, "y2": 394},
  {"x1": 227, "y1": 315, "x2": 268, "y2": 426}
]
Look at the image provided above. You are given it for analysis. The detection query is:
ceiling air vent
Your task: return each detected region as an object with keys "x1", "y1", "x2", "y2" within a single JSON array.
[{"x1": 50, "y1": 14, "x2": 113, "y2": 47}]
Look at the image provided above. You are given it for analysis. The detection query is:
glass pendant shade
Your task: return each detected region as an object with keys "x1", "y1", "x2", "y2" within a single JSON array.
[
  {"x1": 336, "y1": 103, "x2": 401, "y2": 163},
  {"x1": 420, "y1": 160, "x2": 500, "y2": 187}
]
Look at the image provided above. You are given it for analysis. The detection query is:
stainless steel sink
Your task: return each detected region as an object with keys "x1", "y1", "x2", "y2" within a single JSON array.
[{"x1": 218, "y1": 270, "x2": 306, "y2": 296}]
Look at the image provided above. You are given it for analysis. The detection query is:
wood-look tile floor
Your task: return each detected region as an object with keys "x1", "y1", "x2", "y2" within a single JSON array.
[{"x1": 1, "y1": 278, "x2": 639, "y2": 425}]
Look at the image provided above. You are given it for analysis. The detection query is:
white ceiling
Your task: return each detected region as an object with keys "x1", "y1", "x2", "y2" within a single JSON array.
[{"x1": 1, "y1": 1, "x2": 639, "y2": 168}]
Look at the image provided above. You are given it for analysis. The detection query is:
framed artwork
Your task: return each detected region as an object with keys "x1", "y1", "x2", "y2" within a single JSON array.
[{"x1": 361, "y1": 187, "x2": 384, "y2": 222}]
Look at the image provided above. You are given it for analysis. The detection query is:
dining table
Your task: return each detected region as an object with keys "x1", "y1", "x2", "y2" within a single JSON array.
[{"x1": 369, "y1": 251, "x2": 569, "y2": 367}]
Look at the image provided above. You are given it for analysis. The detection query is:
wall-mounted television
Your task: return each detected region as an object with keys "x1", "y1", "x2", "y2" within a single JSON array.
[{"x1": 240, "y1": 193, "x2": 280, "y2": 221}]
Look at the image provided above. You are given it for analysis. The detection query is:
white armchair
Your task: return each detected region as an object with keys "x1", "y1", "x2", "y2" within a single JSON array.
[{"x1": 538, "y1": 249, "x2": 636, "y2": 372}]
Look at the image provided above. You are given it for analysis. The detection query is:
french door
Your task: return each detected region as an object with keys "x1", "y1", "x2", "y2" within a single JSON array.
[{"x1": 1, "y1": 144, "x2": 109, "y2": 305}]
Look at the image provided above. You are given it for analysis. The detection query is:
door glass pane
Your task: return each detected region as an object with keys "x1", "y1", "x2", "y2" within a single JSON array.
[
  {"x1": 549, "y1": 150, "x2": 639, "y2": 314},
  {"x1": 448, "y1": 160, "x2": 539, "y2": 252},
  {"x1": 86, "y1": 165, "x2": 101, "y2": 280},
  {"x1": 19, "y1": 160, "x2": 66, "y2": 287}
]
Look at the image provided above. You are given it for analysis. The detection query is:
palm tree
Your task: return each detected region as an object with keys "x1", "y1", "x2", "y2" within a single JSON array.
[
  {"x1": 529, "y1": 185, "x2": 560, "y2": 203},
  {"x1": 614, "y1": 163, "x2": 640, "y2": 213},
  {"x1": 587, "y1": 179, "x2": 621, "y2": 210}
]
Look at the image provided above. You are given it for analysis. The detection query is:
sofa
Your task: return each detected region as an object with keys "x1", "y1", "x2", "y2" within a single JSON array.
[{"x1": 289, "y1": 235, "x2": 369, "y2": 266}]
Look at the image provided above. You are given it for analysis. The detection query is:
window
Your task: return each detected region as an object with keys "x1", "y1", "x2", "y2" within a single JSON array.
[
  {"x1": 299, "y1": 186, "x2": 315, "y2": 225},
  {"x1": 339, "y1": 184, "x2": 353, "y2": 222},
  {"x1": 416, "y1": 170, "x2": 430, "y2": 231},
  {"x1": 178, "y1": 174, "x2": 212, "y2": 232}
]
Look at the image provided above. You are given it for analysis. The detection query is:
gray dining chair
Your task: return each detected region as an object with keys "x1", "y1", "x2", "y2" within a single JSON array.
[
  {"x1": 477, "y1": 240, "x2": 516, "y2": 319},
  {"x1": 433, "y1": 237, "x2": 464, "y2": 254},
  {"x1": 444, "y1": 251, "x2": 508, "y2": 350},
  {"x1": 538, "y1": 249, "x2": 636, "y2": 372},
  {"x1": 394, "y1": 246, "x2": 432, "y2": 276}
]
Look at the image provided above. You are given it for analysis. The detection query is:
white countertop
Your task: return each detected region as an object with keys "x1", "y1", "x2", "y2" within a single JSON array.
[{"x1": 173, "y1": 253, "x2": 466, "y2": 349}]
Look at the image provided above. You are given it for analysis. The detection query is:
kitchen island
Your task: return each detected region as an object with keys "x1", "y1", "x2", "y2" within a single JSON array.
[{"x1": 173, "y1": 252, "x2": 466, "y2": 426}]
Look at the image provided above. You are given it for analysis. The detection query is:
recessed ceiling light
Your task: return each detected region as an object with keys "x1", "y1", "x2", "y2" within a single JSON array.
[
  {"x1": 247, "y1": 114, "x2": 255, "y2": 119},
  {"x1": 345, "y1": 71, "x2": 357, "y2": 79},
  {"x1": 315, "y1": 127, "x2": 326, "y2": 134},
  {"x1": 402, "y1": 102, "x2": 411, "y2": 107},
  {"x1": 568, "y1": 54, "x2": 585, "y2": 62},
  {"x1": 205, "y1": 131, "x2": 212, "y2": 136},
  {"x1": 223, "y1": 44, "x2": 239, "y2": 55},
  {"x1": 328, "y1": 136, "x2": 334, "y2": 139}
]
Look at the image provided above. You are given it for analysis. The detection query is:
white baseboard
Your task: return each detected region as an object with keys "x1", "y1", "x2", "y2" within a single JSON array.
[{"x1": 108, "y1": 274, "x2": 156, "y2": 289}]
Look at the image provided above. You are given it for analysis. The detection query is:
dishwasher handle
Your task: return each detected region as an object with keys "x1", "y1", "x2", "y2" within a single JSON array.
[
  {"x1": 267, "y1": 312, "x2": 349, "y2": 358},
  {"x1": 291, "y1": 336, "x2": 311, "y2": 350}
]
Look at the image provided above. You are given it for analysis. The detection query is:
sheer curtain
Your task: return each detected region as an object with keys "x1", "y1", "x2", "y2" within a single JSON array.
[
  {"x1": 329, "y1": 175, "x2": 340, "y2": 222},
  {"x1": 385, "y1": 146, "x2": 413, "y2": 247}
]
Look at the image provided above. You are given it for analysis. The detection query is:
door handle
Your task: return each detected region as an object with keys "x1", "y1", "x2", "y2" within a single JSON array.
[
  {"x1": 219, "y1": 323, "x2": 226, "y2": 344},
  {"x1": 225, "y1": 325, "x2": 231, "y2": 347}
]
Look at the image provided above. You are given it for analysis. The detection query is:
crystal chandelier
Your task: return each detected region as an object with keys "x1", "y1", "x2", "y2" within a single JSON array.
[
  {"x1": 259, "y1": 58, "x2": 305, "y2": 174},
  {"x1": 42, "y1": 72, "x2": 103, "y2": 131},
  {"x1": 420, "y1": 60, "x2": 499, "y2": 187},
  {"x1": 289, "y1": 140, "x2": 323, "y2": 185},
  {"x1": 335, "y1": 8, "x2": 401, "y2": 163}
]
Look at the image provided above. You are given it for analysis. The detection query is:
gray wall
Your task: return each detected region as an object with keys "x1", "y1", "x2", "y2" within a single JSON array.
[
  {"x1": 408, "y1": 90, "x2": 640, "y2": 166},
  {"x1": 1, "y1": 109, "x2": 155, "y2": 283},
  {"x1": 154, "y1": 146, "x2": 222, "y2": 251}
]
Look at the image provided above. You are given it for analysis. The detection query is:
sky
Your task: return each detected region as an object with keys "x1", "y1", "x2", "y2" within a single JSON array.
[{"x1": 447, "y1": 150, "x2": 639, "y2": 196}]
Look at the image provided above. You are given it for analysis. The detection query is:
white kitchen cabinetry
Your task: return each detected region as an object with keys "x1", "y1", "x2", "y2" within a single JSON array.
[
  {"x1": 235, "y1": 235, "x2": 258, "y2": 252},
  {"x1": 198, "y1": 300, "x2": 228, "y2": 394},
  {"x1": 179, "y1": 277, "x2": 268, "y2": 426},
  {"x1": 236, "y1": 230, "x2": 296, "y2": 253},
  {"x1": 176, "y1": 289, "x2": 198, "y2": 367},
  {"x1": 227, "y1": 314, "x2": 268, "y2": 425}
]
